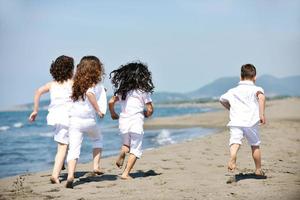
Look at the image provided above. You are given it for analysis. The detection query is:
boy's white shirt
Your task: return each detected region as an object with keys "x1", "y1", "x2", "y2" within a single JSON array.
[
  {"x1": 219, "y1": 80, "x2": 264, "y2": 127},
  {"x1": 70, "y1": 83, "x2": 107, "y2": 119}
]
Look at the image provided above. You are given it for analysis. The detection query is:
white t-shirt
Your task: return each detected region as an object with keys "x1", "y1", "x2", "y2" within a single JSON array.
[
  {"x1": 47, "y1": 81, "x2": 73, "y2": 126},
  {"x1": 118, "y1": 90, "x2": 152, "y2": 134},
  {"x1": 219, "y1": 80, "x2": 264, "y2": 127},
  {"x1": 70, "y1": 83, "x2": 107, "y2": 120}
]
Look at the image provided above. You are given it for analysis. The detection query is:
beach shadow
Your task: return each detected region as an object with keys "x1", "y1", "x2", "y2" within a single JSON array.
[
  {"x1": 59, "y1": 171, "x2": 89, "y2": 182},
  {"x1": 226, "y1": 173, "x2": 267, "y2": 184},
  {"x1": 131, "y1": 170, "x2": 162, "y2": 178},
  {"x1": 73, "y1": 174, "x2": 118, "y2": 187}
]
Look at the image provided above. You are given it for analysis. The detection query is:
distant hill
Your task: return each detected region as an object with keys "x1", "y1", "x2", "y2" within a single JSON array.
[
  {"x1": 187, "y1": 74, "x2": 300, "y2": 99},
  {"x1": 4, "y1": 74, "x2": 299, "y2": 111}
]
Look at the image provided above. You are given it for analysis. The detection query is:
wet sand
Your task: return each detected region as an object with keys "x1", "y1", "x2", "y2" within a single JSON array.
[{"x1": 0, "y1": 98, "x2": 299, "y2": 200}]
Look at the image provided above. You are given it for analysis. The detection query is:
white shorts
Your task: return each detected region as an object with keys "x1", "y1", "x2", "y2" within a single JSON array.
[
  {"x1": 54, "y1": 125, "x2": 69, "y2": 145},
  {"x1": 67, "y1": 118, "x2": 103, "y2": 162},
  {"x1": 229, "y1": 123, "x2": 261, "y2": 146},
  {"x1": 122, "y1": 132, "x2": 143, "y2": 158}
]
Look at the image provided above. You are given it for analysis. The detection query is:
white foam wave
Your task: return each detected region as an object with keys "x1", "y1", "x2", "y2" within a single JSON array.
[
  {"x1": 13, "y1": 122, "x2": 23, "y2": 128},
  {"x1": 0, "y1": 126, "x2": 10, "y2": 132},
  {"x1": 39, "y1": 132, "x2": 53, "y2": 138},
  {"x1": 156, "y1": 129, "x2": 175, "y2": 145}
]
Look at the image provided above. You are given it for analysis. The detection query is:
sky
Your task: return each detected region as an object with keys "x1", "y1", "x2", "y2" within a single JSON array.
[{"x1": 0, "y1": 0, "x2": 299, "y2": 108}]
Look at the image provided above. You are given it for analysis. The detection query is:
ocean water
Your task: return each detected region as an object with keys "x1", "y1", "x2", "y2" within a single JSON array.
[{"x1": 0, "y1": 105, "x2": 216, "y2": 178}]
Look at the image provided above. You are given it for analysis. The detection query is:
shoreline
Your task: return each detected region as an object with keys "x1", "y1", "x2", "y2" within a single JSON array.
[
  {"x1": 0, "y1": 98, "x2": 299, "y2": 199},
  {"x1": 0, "y1": 126, "x2": 219, "y2": 180}
]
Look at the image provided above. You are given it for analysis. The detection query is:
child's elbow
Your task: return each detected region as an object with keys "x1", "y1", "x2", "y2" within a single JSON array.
[
  {"x1": 258, "y1": 94, "x2": 266, "y2": 101},
  {"x1": 149, "y1": 107, "x2": 154, "y2": 115}
]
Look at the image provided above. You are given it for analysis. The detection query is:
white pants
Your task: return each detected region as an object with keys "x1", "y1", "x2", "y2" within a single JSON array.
[
  {"x1": 53, "y1": 124, "x2": 69, "y2": 145},
  {"x1": 229, "y1": 123, "x2": 260, "y2": 146},
  {"x1": 67, "y1": 118, "x2": 103, "y2": 162},
  {"x1": 122, "y1": 132, "x2": 143, "y2": 158}
]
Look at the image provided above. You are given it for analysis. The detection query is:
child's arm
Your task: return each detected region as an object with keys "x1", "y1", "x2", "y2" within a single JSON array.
[
  {"x1": 257, "y1": 92, "x2": 266, "y2": 124},
  {"x1": 220, "y1": 100, "x2": 230, "y2": 110},
  {"x1": 144, "y1": 102, "x2": 154, "y2": 118},
  {"x1": 28, "y1": 82, "x2": 51, "y2": 122},
  {"x1": 86, "y1": 92, "x2": 104, "y2": 118},
  {"x1": 109, "y1": 96, "x2": 119, "y2": 120}
]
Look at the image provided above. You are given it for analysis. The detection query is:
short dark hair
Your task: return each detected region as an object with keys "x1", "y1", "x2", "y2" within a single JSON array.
[
  {"x1": 241, "y1": 64, "x2": 256, "y2": 79},
  {"x1": 50, "y1": 55, "x2": 74, "y2": 83}
]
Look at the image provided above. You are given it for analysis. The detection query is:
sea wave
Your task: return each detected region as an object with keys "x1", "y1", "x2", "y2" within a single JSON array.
[
  {"x1": 0, "y1": 126, "x2": 10, "y2": 132},
  {"x1": 39, "y1": 132, "x2": 53, "y2": 138},
  {"x1": 156, "y1": 129, "x2": 175, "y2": 145},
  {"x1": 13, "y1": 122, "x2": 23, "y2": 128}
]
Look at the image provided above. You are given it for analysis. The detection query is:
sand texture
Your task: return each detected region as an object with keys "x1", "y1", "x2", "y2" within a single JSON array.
[{"x1": 0, "y1": 98, "x2": 299, "y2": 200}]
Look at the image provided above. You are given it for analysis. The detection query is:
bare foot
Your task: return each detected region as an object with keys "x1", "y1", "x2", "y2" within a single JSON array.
[
  {"x1": 65, "y1": 179, "x2": 74, "y2": 189},
  {"x1": 116, "y1": 152, "x2": 126, "y2": 169},
  {"x1": 120, "y1": 174, "x2": 133, "y2": 180},
  {"x1": 50, "y1": 177, "x2": 60, "y2": 184},
  {"x1": 227, "y1": 161, "x2": 237, "y2": 172},
  {"x1": 93, "y1": 169, "x2": 104, "y2": 175},
  {"x1": 255, "y1": 169, "x2": 265, "y2": 176}
]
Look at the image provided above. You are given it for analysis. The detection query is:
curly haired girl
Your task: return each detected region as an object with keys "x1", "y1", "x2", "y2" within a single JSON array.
[
  {"x1": 28, "y1": 55, "x2": 74, "y2": 184},
  {"x1": 66, "y1": 56, "x2": 107, "y2": 188},
  {"x1": 109, "y1": 61, "x2": 154, "y2": 179}
]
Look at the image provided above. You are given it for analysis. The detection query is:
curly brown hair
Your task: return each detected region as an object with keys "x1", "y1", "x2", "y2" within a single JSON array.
[
  {"x1": 71, "y1": 56, "x2": 105, "y2": 101},
  {"x1": 50, "y1": 55, "x2": 74, "y2": 83}
]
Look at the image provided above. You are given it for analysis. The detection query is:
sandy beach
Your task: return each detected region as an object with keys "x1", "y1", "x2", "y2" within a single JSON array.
[{"x1": 0, "y1": 98, "x2": 299, "y2": 200}]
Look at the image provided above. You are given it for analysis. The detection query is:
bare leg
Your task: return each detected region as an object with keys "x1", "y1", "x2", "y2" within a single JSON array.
[
  {"x1": 93, "y1": 148, "x2": 104, "y2": 174},
  {"x1": 116, "y1": 145, "x2": 129, "y2": 169},
  {"x1": 66, "y1": 159, "x2": 77, "y2": 188},
  {"x1": 251, "y1": 146, "x2": 263, "y2": 175},
  {"x1": 121, "y1": 153, "x2": 137, "y2": 179},
  {"x1": 228, "y1": 143, "x2": 240, "y2": 172},
  {"x1": 51, "y1": 143, "x2": 68, "y2": 183}
]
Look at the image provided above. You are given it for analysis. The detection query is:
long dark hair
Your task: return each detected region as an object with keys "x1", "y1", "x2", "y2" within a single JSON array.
[
  {"x1": 71, "y1": 56, "x2": 104, "y2": 101},
  {"x1": 109, "y1": 61, "x2": 154, "y2": 100}
]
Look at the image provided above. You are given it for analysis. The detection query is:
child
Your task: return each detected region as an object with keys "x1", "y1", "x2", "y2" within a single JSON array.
[
  {"x1": 66, "y1": 56, "x2": 107, "y2": 188},
  {"x1": 28, "y1": 55, "x2": 74, "y2": 184},
  {"x1": 109, "y1": 62, "x2": 154, "y2": 180},
  {"x1": 219, "y1": 64, "x2": 266, "y2": 176}
]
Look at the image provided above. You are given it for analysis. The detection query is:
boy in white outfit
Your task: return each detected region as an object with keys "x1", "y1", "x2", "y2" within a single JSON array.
[{"x1": 219, "y1": 64, "x2": 266, "y2": 176}]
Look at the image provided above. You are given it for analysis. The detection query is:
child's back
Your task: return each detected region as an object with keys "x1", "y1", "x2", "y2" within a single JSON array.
[
  {"x1": 70, "y1": 83, "x2": 107, "y2": 120},
  {"x1": 118, "y1": 89, "x2": 152, "y2": 134},
  {"x1": 220, "y1": 80, "x2": 264, "y2": 127},
  {"x1": 47, "y1": 80, "x2": 73, "y2": 126}
]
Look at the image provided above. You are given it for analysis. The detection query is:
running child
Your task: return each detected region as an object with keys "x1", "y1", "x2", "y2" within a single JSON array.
[
  {"x1": 109, "y1": 61, "x2": 154, "y2": 180},
  {"x1": 28, "y1": 55, "x2": 74, "y2": 184},
  {"x1": 219, "y1": 64, "x2": 266, "y2": 176},
  {"x1": 66, "y1": 56, "x2": 107, "y2": 188}
]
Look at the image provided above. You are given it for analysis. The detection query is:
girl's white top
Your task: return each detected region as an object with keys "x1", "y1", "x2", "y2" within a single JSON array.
[
  {"x1": 219, "y1": 80, "x2": 264, "y2": 127},
  {"x1": 47, "y1": 80, "x2": 73, "y2": 127},
  {"x1": 70, "y1": 83, "x2": 107, "y2": 120},
  {"x1": 118, "y1": 90, "x2": 152, "y2": 134}
]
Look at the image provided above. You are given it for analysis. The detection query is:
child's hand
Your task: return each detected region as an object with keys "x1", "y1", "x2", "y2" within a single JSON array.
[
  {"x1": 28, "y1": 111, "x2": 38, "y2": 122},
  {"x1": 260, "y1": 114, "x2": 266, "y2": 124},
  {"x1": 111, "y1": 112, "x2": 119, "y2": 120},
  {"x1": 97, "y1": 111, "x2": 104, "y2": 118}
]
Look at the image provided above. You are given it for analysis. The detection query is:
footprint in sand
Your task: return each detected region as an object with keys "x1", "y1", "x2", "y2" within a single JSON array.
[{"x1": 47, "y1": 188, "x2": 60, "y2": 193}]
